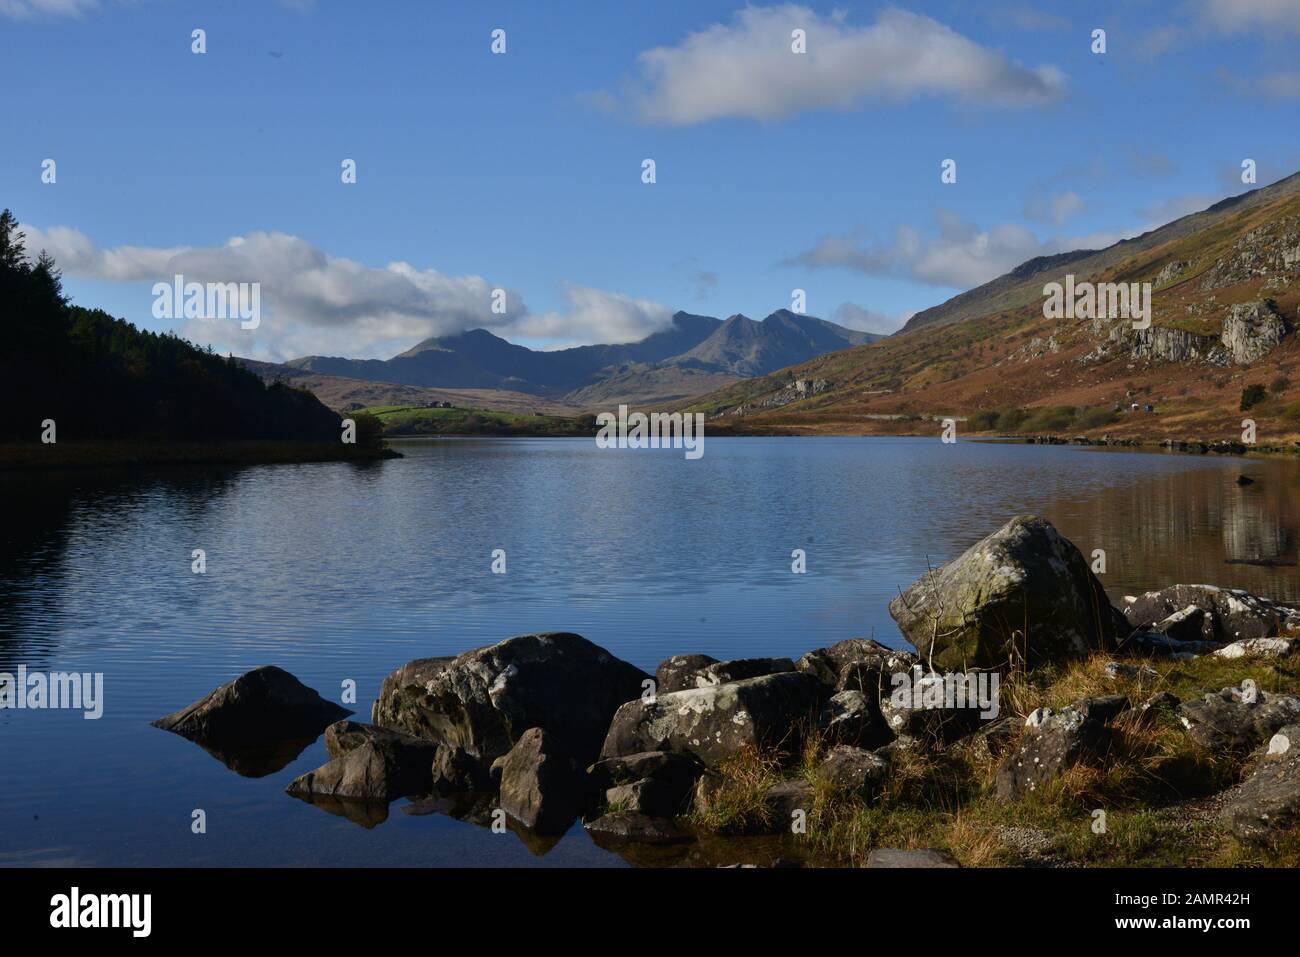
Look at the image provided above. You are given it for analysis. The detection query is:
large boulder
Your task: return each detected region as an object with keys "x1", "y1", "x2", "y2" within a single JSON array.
[
  {"x1": 153, "y1": 666, "x2": 350, "y2": 743},
  {"x1": 1120, "y1": 585, "x2": 1300, "y2": 644},
  {"x1": 498, "y1": 727, "x2": 589, "y2": 835},
  {"x1": 1222, "y1": 724, "x2": 1300, "y2": 843},
  {"x1": 1177, "y1": 687, "x2": 1300, "y2": 750},
  {"x1": 994, "y1": 703, "x2": 1111, "y2": 802},
  {"x1": 286, "y1": 732, "x2": 440, "y2": 801},
  {"x1": 599, "y1": 671, "x2": 823, "y2": 769},
  {"x1": 371, "y1": 633, "x2": 649, "y2": 766},
  {"x1": 888, "y1": 516, "x2": 1116, "y2": 671}
]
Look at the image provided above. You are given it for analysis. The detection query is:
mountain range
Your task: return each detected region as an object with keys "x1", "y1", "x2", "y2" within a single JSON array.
[{"x1": 246, "y1": 309, "x2": 879, "y2": 409}]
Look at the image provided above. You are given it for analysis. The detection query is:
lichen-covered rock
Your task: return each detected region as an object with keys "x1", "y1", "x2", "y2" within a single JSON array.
[
  {"x1": 994, "y1": 704, "x2": 1110, "y2": 802},
  {"x1": 878, "y1": 667, "x2": 990, "y2": 746},
  {"x1": 818, "y1": 690, "x2": 891, "y2": 748},
  {"x1": 1177, "y1": 687, "x2": 1300, "y2": 750},
  {"x1": 285, "y1": 733, "x2": 439, "y2": 801},
  {"x1": 599, "y1": 671, "x2": 823, "y2": 769},
  {"x1": 153, "y1": 666, "x2": 351, "y2": 743},
  {"x1": 1214, "y1": 637, "x2": 1300, "y2": 660},
  {"x1": 796, "y1": 638, "x2": 918, "y2": 694},
  {"x1": 1222, "y1": 724, "x2": 1300, "y2": 843},
  {"x1": 1121, "y1": 585, "x2": 1300, "y2": 644},
  {"x1": 654, "y1": 654, "x2": 719, "y2": 694},
  {"x1": 371, "y1": 633, "x2": 649, "y2": 766},
  {"x1": 498, "y1": 727, "x2": 588, "y2": 835},
  {"x1": 815, "y1": 745, "x2": 889, "y2": 796},
  {"x1": 685, "y1": 658, "x2": 795, "y2": 688},
  {"x1": 888, "y1": 515, "x2": 1116, "y2": 671},
  {"x1": 1118, "y1": 628, "x2": 1219, "y2": 658}
]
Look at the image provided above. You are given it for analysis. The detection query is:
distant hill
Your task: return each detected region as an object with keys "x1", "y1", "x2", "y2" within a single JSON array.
[
  {"x1": 271, "y1": 309, "x2": 879, "y2": 407},
  {"x1": 902, "y1": 170, "x2": 1300, "y2": 334},
  {"x1": 677, "y1": 172, "x2": 1300, "y2": 444}
]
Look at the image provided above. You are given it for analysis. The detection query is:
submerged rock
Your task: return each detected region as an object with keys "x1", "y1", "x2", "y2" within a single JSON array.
[
  {"x1": 498, "y1": 727, "x2": 589, "y2": 835},
  {"x1": 371, "y1": 633, "x2": 649, "y2": 766},
  {"x1": 888, "y1": 515, "x2": 1116, "y2": 671},
  {"x1": 584, "y1": 811, "x2": 691, "y2": 845},
  {"x1": 153, "y1": 666, "x2": 350, "y2": 743},
  {"x1": 599, "y1": 671, "x2": 823, "y2": 769}
]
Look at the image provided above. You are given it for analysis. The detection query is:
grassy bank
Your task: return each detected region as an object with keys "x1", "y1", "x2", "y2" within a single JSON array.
[
  {"x1": 0, "y1": 440, "x2": 401, "y2": 472},
  {"x1": 360, "y1": 403, "x2": 593, "y2": 437},
  {"x1": 690, "y1": 653, "x2": 1300, "y2": 867}
]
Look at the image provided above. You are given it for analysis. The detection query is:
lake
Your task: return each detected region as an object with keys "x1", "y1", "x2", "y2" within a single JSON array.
[{"x1": 1, "y1": 436, "x2": 1297, "y2": 866}]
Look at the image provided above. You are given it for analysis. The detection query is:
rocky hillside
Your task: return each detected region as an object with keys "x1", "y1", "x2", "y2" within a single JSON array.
[{"x1": 681, "y1": 175, "x2": 1300, "y2": 446}]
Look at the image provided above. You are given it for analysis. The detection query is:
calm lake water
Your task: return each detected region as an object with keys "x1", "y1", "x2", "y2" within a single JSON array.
[{"x1": 2, "y1": 436, "x2": 1297, "y2": 866}]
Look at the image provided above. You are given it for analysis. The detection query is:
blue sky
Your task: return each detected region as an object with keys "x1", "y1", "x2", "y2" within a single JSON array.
[{"x1": 3, "y1": 0, "x2": 1299, "y2": 360}]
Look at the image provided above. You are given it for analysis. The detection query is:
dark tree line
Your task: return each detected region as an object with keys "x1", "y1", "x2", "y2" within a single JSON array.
[{"x1": 0, "y1": 208, "x2": 354, "y2": 444}]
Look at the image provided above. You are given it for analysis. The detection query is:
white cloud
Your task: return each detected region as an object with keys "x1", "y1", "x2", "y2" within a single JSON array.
[
  {"x1": 784, "y1": 210, "x2": 1140, "y2": 290},
  {"x1": 1200, "y1": 0, "x2": 1300, "y2": 32},
  {"x1": 831, "y1": 302, "x2": 909, "y2": 336},
  {"x1": 612, "y1": 5, "x2": 1064, "y2": 125},
  {"x1": 1023, "y1": 190, "x2": 1084, "y2": 226},
  {"x1": 19, "y1": 224, "x2": 673, "y2": 360},
  {"x1": 0, "y1": 0, "x2": 97, "y2": 17}
]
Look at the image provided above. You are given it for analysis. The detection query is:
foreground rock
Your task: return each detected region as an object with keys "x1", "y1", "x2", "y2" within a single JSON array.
[
  {"x1": 995, "y1": 700, "x2": 1115, "y2": 802},
  {"x1": 1121, "y1": 585, "x2": 1300, "y2": 644},
  {"x1": 816, "y1": 745, "x2": 889, "y2": 797},
  {"x1": 588, "y1": 750, "x2": 700, "y2": 817},
  {"x1": 818, "y1": 690, "x2": 891, "y2": 748},
  {"x1": 153, "y1": 666, "x2": 351, "y2": 743},
  {"x1": 371, "y1": 633, "x2": 649, "y2": 768},
  {"x1": 1222, "y1": 724, "x2": 1300, "y2": 844},
  {"x1": 1214, "y1": 637, "x2": 1300, "y2": 660},
  {"x1": 1178, "y1": 687, "x2": 1300, "y2": 750},
  {"x1": 584, "y1": 811, "x2": 690, "y2": 845},
  {"x1": 796, "y1": 638, "x2": 918, "y2": 696},
  {"x1": 866, "y1": 848, "x2": 960, "y2": 868},
  {"x1": 286, "y1": 730, "x2": 440, "y2": 801},
  {"x1": 499, "y1": 727, "x2": 589, "y2": 835},
  {"x1": 600, "y1": 671, "x2": 823, "y2": 769},
  {"x1": 888, "y1": 515, "x2": 1116, "y2": 670}
]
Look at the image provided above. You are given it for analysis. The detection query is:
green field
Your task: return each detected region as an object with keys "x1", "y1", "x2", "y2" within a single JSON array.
[{"x1": 359, "y1": 404, "x2": 593, "y2": 437}]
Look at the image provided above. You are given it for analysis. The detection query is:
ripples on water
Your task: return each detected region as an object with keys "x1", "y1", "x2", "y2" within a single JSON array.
[{"x1": 1, "y1": 437, "x2": 1296, "y2": 865}]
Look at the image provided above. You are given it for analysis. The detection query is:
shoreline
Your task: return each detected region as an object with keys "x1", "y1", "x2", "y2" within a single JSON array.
[{"x1": 0, "y1": 440, "x2": 402, "y2": 473}]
